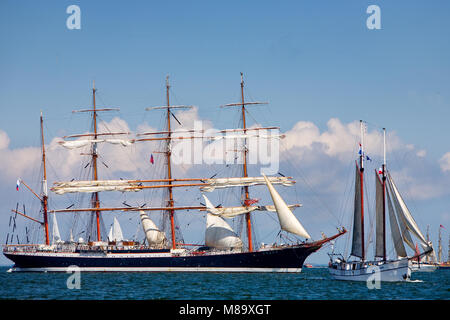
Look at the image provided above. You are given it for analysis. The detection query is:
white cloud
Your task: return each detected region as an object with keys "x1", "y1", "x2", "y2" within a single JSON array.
[{"x1": 439, "y1": 152, "x2": 450, "y2": 172}]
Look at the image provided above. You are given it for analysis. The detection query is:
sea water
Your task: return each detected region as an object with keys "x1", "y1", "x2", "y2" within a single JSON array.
[{"x1": 0, "y1": 266, "x2": 448, "y2": 300}]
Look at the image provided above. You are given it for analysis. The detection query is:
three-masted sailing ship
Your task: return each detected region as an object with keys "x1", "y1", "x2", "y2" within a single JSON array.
[
  {"x1": 3, "y1": 74, "x2": 345, "y2": 272},
  {"x1": 328, "y1": 121, "x2": 434, "y2": 281}
]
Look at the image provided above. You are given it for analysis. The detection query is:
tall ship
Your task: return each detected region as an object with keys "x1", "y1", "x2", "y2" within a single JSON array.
[
  {"x1": 3, "y1": 74, "x2": 345, "y2": 272},
  {"x1": 328, "y1": 122, "x2": 434, "y2": 281}
]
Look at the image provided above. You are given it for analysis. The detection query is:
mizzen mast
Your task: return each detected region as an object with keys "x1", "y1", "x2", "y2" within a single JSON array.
[
  {"x1": 165, "y1": 76, "x2": 176, "y2": 249},
  {"x1": 40, "y1": 111, "x2": 50, "y2": 245}
]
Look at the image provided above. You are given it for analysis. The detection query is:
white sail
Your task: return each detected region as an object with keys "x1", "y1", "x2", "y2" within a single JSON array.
[
  {"x1": 108, "y1": 217, "x2": 124, "y2": 242},
  {"x1": 51, "y1": 213, "x2": 62, "y2": 244},
  {"x1": 139, "y1": 211, "x2": 166, "y2": 247},
  {"x1": 205, "y1": 213, "x2": 243, "y2": 249},
  {"x1": 200, "y1": 176, "x2": 295, "y2": 192},
  {"x1": 386, "y1": 175, "x2": 415, "y2": 251},
  {"x1": 386, "y1": 184, "x2": 408, "y2": 258},
  {"x1": 51, "y1": 180, "x2": 141, "y2": 194},
  {"x1": 262, "y1": 174, "x2": 310, "y2": 238},
  {"x1": 387, "y1": 172, "x2": 430, "y2": 249},
  {"x1": 59, "y1": 139, "x2": 134, "y2": 149}
]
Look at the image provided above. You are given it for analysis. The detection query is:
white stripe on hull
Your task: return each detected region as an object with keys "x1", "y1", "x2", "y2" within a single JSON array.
[{"x1": 7, "y1": 266, "x2": 302, "y2": 273}]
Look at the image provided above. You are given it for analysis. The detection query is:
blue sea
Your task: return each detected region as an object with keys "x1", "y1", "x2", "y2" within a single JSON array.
[{"x1": 0, "y1": 266, "x2": 448, "y2": 300}]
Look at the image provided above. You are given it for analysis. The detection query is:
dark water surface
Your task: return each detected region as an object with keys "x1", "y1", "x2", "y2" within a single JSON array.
[{"x1": 0, "y1": 266, "x2": 448, "y2": 300}]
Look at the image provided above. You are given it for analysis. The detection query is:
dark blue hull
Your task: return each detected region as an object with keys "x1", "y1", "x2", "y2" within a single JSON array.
[{"x1": 4, "y1": 245, "x2": 320, "y2": 272}]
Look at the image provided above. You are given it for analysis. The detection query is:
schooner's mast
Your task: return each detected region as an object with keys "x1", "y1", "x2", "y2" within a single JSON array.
[
  {"x1": 359, "y1": 120, "x2": 365, "y2": 261},
  {"x1": 381, "y1": 128, "x2": 387, "y2": 261},
  {"x1": 40, "y1": 112, "x2": 50, "y2": 245}
]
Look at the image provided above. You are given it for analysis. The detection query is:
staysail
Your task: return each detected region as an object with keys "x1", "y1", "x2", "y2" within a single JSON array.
[
  {"x1": 386, "y1": 172, "x2": 430, "y2": 250},
  {"x1": 51, "y1": 213, "x2": 62, "y2": 244},
  {"x1": 108, "y1": 217, "x2": 124, "y2": 242},
  {"x1": 262, "y1": 174, "x2": 310, "y2": 238},
  {"x1": 139, "y1": 211, "x2": 166, "y2": 247},
  {"x1": 386, "y1": 184, "x2": 408, "y2": 258}
]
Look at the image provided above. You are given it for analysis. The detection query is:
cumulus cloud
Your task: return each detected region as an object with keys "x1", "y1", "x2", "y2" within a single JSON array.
[{"x1": 439, "y1": 152, "x2": 450, "y2": 172}]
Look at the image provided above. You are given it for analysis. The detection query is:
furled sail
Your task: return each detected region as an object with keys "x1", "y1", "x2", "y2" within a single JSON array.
[
  {"x1": 139, "y1": 211, "x2": 166, "y2": 247},
  {"x1": 51, "y1": 180, "x2": 142, "y2": 194},
  {"x1": 205, "y1": 213, "x2": 243, "y2": 249},
  {"x1": 351, "y1": 164, "x2": 363, "y2": 258},
  {"x1": 262, "y1": 174, "x2": 310, "y2": 238},
  {"x1": 387, "y1": 172, "x2": 430, "y2": 250},
  {"x1": 108, "y1": 217, "x2": 124, "y2": 242},
  {"x1": 202, "y1": 194, "x2": 301, "y2": 218},
  {"x1": 209, "y1": 133, "x2": 285, "y2": 141},
  {"x1": 386, "y1": 185, "x2": 408, "y2": 258},
  {"x1": 51, "y1": 213, "x2": 62, "y2": 244},
  {"x1": 202, "y1": 195, "x2": 259, "y2": 218},
  {"x1": 375, "y1": 172, "x2": 385, "y2": 258},
  {"x1": 200, "y1": 176, "x2": 295, "y2": 192},
  {"x1": 59, "y1": 139, "x2": 134, "y2": 149}
]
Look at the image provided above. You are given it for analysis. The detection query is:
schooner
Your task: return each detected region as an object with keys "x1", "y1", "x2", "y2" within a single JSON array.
[{"x1": 328, "y1": 121, "x2": 434, "y2": 281}]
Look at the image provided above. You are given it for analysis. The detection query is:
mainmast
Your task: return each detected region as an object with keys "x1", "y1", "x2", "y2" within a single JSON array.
[
  {"x1": 40, "y1": 112, "x2": 50, "y2": 245},
  {"x1": 165, "y1": 76, "x2": 176, "y2": 249},
  {"x1": 240, "y1": 73, "x2": 254, "y2": 252}
]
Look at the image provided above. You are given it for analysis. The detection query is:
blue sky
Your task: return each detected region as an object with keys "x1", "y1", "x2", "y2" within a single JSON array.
[{"x1": 0, "y1": 1, "x2": 449, "y2": 265}]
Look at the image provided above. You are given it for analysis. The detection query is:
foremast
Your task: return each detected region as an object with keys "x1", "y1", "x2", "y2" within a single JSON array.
[{"x1": 91, "y1": 82, "x2": 101, "y2": 241}]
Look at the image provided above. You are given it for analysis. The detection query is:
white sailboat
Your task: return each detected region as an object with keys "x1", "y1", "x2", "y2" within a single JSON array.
[
  {"x1": 411, "y1": 226, "x2": 438, "y2": 272},
  {"x1": 107, "y1": 217, "x2": 125, "y2": 242},
  {"x1": 329, "y1": 122, "x2": 434, "y2": 282}
]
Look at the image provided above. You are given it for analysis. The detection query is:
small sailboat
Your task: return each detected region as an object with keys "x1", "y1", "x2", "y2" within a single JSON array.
[
  {"x1": 329, "y1": 122, "x2": 434, "y2": 282},
  {"x1": 107, "y1": 217, "x2": 125, "y2": 242},
  {"x1": 411, "y1": 226, "x2": 438, "y2": 272}
]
